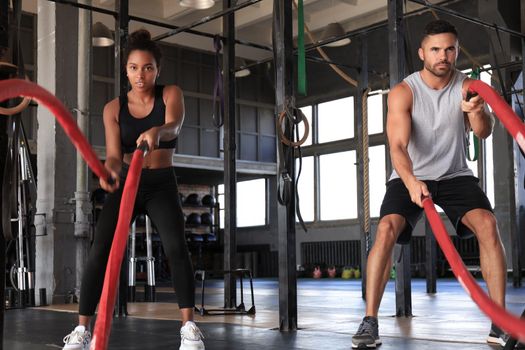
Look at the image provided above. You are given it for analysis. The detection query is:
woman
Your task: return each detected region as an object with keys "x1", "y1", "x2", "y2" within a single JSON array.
[{"x1": 62, "y1": 29, "x2": 204, "y2": 350}]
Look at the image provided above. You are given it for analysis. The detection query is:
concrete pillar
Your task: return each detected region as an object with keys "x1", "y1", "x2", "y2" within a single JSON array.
[{"x1": 35, "y1": 2, "x2": 79, "y2": 304}]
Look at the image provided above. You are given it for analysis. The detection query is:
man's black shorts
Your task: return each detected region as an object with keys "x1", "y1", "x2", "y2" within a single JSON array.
[{"x1": 380, "y1": 176, "x2": 493, "y2": 244}]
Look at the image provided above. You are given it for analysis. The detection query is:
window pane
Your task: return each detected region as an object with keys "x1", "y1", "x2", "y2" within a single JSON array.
[
  {"x1": 218, "y1": 184, "x2": 224, "y2": 229},
  {"x1": 296, "y1": 156, "x2": 314, "y2": 222},
  {"x1": 299, "y1": 106, "x2": 313, "y2": 146},
  {"x1": 369, "y1": 146, "x2": 386, "y2": 218},
  {"x1": 320, "y1": 151, "x2": 357, "y2": 220},
  {"x1": 466, "y1": 133, "x2": 478, "y2": 178},
  {"x1": 367, "y1": 92, "x2": 384, "y2": 134},
  {"x1": 486, "y1": 135, "x2": 495, "y2": 206},
  {"x1": 318, "y1": 97, "x2": 354, "y2": 143},
  {"x1": 218, "y1": 181, "x2": 266, "y2": 227},
  {"x1": 481, "y1": 67, "x2": 495, "y2": 207},
  {"x1": 237, "y1": 179, "x2": 266, "y2": 227}
]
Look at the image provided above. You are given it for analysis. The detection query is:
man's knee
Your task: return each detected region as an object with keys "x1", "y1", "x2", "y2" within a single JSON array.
[
  {"x1": 375, "y1": 219, "x2": 401, "y2": 248},
  {"x1": 472, "y1": 212, "x2": 500, "y2": 246}
]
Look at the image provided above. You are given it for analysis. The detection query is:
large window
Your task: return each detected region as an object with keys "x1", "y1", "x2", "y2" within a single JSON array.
[
  {"x1": 369, "y1": 145, "x2": 386, "y2": 217},
  {"x1": 296, "y1": 156, "x2": 315, "y2": 222},
  {"x1": 320, "y1": 151, "x2": 357, "y2": 220},
  {"x1": 295, "y1": 92, "x2": 388, "y2": 224},
  {"x1": 462, "y1": 66, "x2": 495, "y2": 206},
  {"x1": 298, "y1": 106, "x2": 313, "y2": 146},
  {"x1": 481, "y1": 69, "x2": 495, "y2": 206},
  {"x1": 367, "y1": 92, "x2": 384, "y2": 135},
  {"x1": 218, "y1": 179, "x2": 267, "y2": 228},
  {"x1": 486, "y1": 134, "x2": 494, "y2": 206},
  {"x1": 466, "y1": 136, "x2": 479, "y2": 178},
  {"x1": 318, "y1": 97, "x2": 354, "y2": 143}
]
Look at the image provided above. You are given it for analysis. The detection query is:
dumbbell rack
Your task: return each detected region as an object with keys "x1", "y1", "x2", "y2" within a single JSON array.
[{"x1": 128, "y1": 215, "x2": 156, "y2": 302}]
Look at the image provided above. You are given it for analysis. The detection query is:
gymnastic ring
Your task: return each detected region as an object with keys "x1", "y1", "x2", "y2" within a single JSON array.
[
  {"x1": 278, "y1": 108, "x2": 310, "y2": 147},
  {"x1": 0, "y1": 62, "x2": 31, "y2": 115}
]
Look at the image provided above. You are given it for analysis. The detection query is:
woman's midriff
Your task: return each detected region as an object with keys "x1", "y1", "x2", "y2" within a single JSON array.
[{"x1": 123, "y1": 148, "x2": 175, "y2": 169}]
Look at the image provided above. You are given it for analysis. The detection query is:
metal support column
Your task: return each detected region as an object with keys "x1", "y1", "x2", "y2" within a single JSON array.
[
  {"x1": 508, "y1": 76, "x2": 522, "y2": 289},
  {"x1": 513, "y1": 0, "x2": 525, "y2": 289},
  {"x1": 114, "y1": 0, "x2": 129, "y2": 317},
  {"x1": 355, "y1": 37, "x2": 369, "y2": 300},
  {"x1": 223, "y1": 0, "x2": 237, "y2": 310},
  {"x1": 274, "y1": 0, "x2": 297, "y2": 331},
  {"x1": 0, "y1": 0, "x2": 10, "y2": 344},
  {"x1": 74, "y1": 0, "x2": 92, "y2": 302},
  {"x1": 424, "y1": 218, "x2": 437, "y2": 293},
  {"x1": 388, "y1": 0, "x2": 412, "y2": 317}
]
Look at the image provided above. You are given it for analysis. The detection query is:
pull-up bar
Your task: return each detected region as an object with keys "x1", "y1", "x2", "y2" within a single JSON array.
[
  {"x1": 409, "y1": 0, "x2": 525, "y2": 39},
  {"x1": 153, "y1": 0, "x2": 263, "y2": 42},
  {"x1": 45, "y1": 0, "x2": 270, "y2": 52}
]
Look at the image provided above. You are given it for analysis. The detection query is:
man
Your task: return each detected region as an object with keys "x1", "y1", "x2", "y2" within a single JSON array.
[{"x1": 351, "y1": 20, "x2": 507, "y2": 348}]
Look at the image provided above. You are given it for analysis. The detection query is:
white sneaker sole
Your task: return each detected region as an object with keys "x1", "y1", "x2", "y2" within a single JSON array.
[
  {"x1": 351, "y1": 339, "x2": 381, "y2": 348},
  {"x1": 487, "y1": 335, "x2": 506, "y2": 346},
  {"x1": 179, "y1": 340, "x2": 205, "y2": 350}
]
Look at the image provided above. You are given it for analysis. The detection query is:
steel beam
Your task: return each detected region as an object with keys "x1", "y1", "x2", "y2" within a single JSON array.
[
  {"x1": 45, "y1": 0, "x2": 269, "y2": 52},
  {"x1": 222, "y1": 0, "x2": 237, "y2": 310},
  {"x1": 425, "y1": 218, "x2": 437, "y2": 293},
  {"x1": 274, "y1": 0, "x2": 298, "y2": 332},
  {"x1": 0, "y1": 0, "x2": 8, "y2": 345},
  {"x1": 153, "y1": 0, "x2": 262, "y2": 41},
  {"x1": 114, "y1": 0, "x2": 129, "y2": 317},
  {"x1": 389, "y1": 0, "x2": 412, "y2": 318},
  {"x1": 409, "y1": 0, "x2": 525, "y2": 39}
]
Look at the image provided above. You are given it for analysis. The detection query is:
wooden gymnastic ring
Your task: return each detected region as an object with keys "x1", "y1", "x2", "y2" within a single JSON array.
[
  {"x1": 0, "y1": 62, "x2": 31, "y2": 115},
  {"x1": 277, "y1": 108, "x2": 310, "y2": 147}
]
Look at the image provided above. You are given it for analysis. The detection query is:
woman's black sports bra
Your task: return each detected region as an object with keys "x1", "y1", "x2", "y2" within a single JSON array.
[{"x1": 118, "y1": 85, "x2": 177, "y2": 154}]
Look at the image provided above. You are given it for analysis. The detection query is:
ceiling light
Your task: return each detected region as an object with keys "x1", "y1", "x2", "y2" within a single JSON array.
[
  {"x1": 235, "y1": 58, "x2": 250, "y2": 78},
  {"x1": 180, "y1": 0, "x2": 215, "y2": 10},
  {"x1": 92, "y1": 22, "x2": 114, "y2": 47},
  {"x1": 320, "y1": 22, "x2": 351, "y2": 47}
]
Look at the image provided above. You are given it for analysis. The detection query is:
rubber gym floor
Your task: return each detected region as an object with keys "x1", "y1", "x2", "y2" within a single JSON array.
[{"x1": 4, "y1": 278, "x2": 524, "y2": 349}]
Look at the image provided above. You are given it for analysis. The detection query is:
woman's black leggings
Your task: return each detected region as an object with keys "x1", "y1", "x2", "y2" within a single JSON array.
[{"x1": 79, "y1": 166, "x2": 194, "y2": 316}]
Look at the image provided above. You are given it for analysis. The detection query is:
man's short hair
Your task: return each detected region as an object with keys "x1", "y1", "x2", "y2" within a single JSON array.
[{"x1": 423, "y1": 20, "x2": 458, "y2": 38}]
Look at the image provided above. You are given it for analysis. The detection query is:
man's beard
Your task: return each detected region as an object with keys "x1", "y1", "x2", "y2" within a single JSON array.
[{"x1": 424, "y1": 61, "x2": 453, "y2": 77}]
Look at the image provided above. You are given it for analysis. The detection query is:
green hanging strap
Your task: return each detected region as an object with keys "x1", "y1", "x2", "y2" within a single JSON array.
[
  {"x1": 467, "y1": 67, "x2": 481, "y2": 162},
  {"x1": 466, "y1": 134, "x2": 479, "y2": 162},
  {"x1": 297, "y1": 0, "x2": 307, "y2": 95}
]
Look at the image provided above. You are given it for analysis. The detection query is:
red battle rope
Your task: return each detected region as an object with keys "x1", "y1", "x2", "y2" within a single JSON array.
[
  {"x1": 423, "y1": 198, "x2": 525, "y2": 343},
  {"x1": 0, "y1": 79, "x2": 110, "y2": 181},
  {"x1": 421, "y1": 80, "x2": 525, "y2": 343},
  {"x1": 91, "y1": 147, "x2": 146, "y2": 350},
  {"x1": 0, "y1": 79, "x2": 146, "y2": 349},
  {"x1": 469, "y1": 80, "x2": 525, "y2": 153}
]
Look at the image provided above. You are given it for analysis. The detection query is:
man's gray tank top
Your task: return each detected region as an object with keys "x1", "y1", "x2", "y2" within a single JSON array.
[{"x1": 390, "y1": 69, "x2": 473, "y2": 181}]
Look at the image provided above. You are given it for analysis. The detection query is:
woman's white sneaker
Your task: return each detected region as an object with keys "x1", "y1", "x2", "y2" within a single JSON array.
[
  {"x1": 62, "y1": 325, "x2": 91, "y2": 350},
  {"x1": 180, "y1": 321, "x2": 205, "y2": 350}
]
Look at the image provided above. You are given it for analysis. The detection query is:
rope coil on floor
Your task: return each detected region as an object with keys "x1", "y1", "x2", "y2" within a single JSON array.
[{"x1": 423, "y1": 80, "x2": 525, "y2": 343}]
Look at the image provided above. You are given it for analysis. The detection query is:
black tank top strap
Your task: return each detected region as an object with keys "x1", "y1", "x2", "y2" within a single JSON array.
[
  {"x1": 155, "y1": 85, "x2": 164, "y2": 99},
  {"x1": 118, "y1": 85, "x2": 177, "y2": 153},
  {"x1": 119, "y1": 94, "x2": 127, "y2": 110}
]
